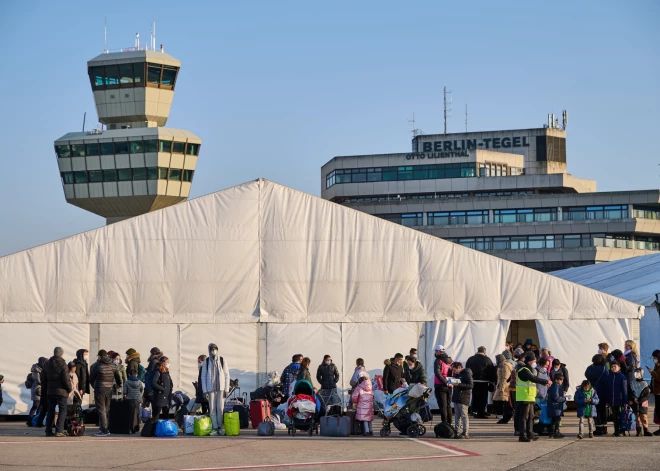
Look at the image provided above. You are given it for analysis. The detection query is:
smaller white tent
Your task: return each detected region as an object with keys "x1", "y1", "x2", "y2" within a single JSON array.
[{"x1": 552, "y1": 254, "x2": 660, "y2": 375}]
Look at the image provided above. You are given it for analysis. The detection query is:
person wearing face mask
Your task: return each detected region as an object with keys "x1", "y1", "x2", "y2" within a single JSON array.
[
  {"x1": 515, "y1": 353, "x2": 550, "y2": 442},
  {"x1": 317, "y1": 355, "x2": 341, "y2": 413},
  {"x1": 623, "y1": 340, "x2": 641, "y2": 386},
  {"x1": 110, "y1": 352, "x2": 127, "y2": 396},
  {"x1": 646, "y1": 349, "x2": 660, "y2": 435},
  {"x1": 201, "y1": 343, "x2": 230, "y2": 436},
  {"x1": 383, "y1": 353, "x2": 404, "y2": 396},
  {"x1": 629, "y1": 367, "x2": 652, "y2": 436},
  {"x1": 189, "y1": 354, "x2": 210, "y2": 415},
  {"x1": 405, "y1": 355, "x2": 427, "y2": 385},
  {"x1": 550, "y1": 359, "x2": 570, "y2": 393},
  {"x1": 432, "y1": 346, "x2": 453, "y2": 424},
  {"x1": 73, "y1": 349, "x2": 90, "y2": 404},
  {"x1": 151, "y1": 356, "x2": 173, "y2": 422},
  {"x1": 89, "y1": 350, "x2": 121, "y2": 437}
]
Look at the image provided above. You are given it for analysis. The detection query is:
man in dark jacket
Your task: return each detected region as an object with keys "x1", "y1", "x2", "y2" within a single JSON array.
[
  {"x1": 44, "y1": 347, "x2": 72, "y2": 437},
  {"x1": 585, "y1": 354, "x2": 609, "y2": 435},
  {"x1": 516, "y1": 353, "x2": 550, "y2": 442},
  {"x1": 433, "y1": 345, "x2": 453, "y2": 424},
  {"x1": 383, "y1": 353, "x2": 404, "y2": 394},
  {"x1": 89, "y1": 349, "x2": 121, "y2": 437},
  {"x1": 316, "y1": 355, "x2": 340, "y2": 412},
  {"x1": 282, "y1": 354, "x2": 302, "y2": 398},
  {"x1": 143, "y1": 347, "x2": 163, "y2": 407},
  {"x1": 451, "y1": 362, "x2": 474, "y2": 439},
  {"x1": 550, "y1": 359, "x2": 570, "y2": 393},
  {"x1": 465, "y1": 346, "x2": 495, "y2": 418},
  {"x1": 73, "y1": 349, "x2": 90, "y2": 399},
  {"x1": 405, "y1": 355, "x2": 427, "y2": 385}
]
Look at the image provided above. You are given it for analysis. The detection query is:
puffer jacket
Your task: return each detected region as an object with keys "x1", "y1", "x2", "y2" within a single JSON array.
[
  {"x1": 297, "y1": 366, "x2": 312, "y2": 383},
  {"x1": 451, "y1": 368, "x2": 474, "y2": 405},
  {"x1": 123, "y1": 376, "x2": 144, "y2": 401},
  {"x1": 493, "y1": 359, "x2": 512, "y2": 402},
  {"x1": 606, "y1": 371, "x2": 628, "y2": 406},
  {"x1": 536, "y1": 367, "x2": 549, "y2": 399},
  {"x1": 73, "y1": 349, "x2": 90, "y2": 394},
  {"x1": 30, "y1": 363, "x2": 43, "y2": 402},
  {"x1": 433, "y1": 353, "x2": 453, "y2": 390},
  {"x1": 406, "y1": 361, "x2": 428, "y2": 385},
  {"x1": 89, "y1": 357, "x2": 121, "y2": 391},
  {"x1": 44, "y1": 356, "x2": 72, "y2": 398},
  {"x1": 316, "y1": 363, "x2": 340, "y2": 390},
  {"x1": 624, "y1": 352, "x2": 640, "y2": 385},
  {"x1": 550, "y1": 364, "x2": 570, "y2": 392},
  {"x1": 547, "y1": 383, "x2": 566, "y2": 418},
  {"x1": 351, "y1": 379, "x2": 374, "y2": 422},
  {"x1": 574, "y1": 386, "x2": 599, "y2": 418},
  {"x1": 152, "y1": 369, "x2": 173, "y2": 408},
  {"x1": 349, "y1": 366, "x2": 367, "y2": 388}
]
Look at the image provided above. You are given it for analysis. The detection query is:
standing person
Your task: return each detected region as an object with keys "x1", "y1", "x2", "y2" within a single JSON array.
[
  {"x1": 349, "y1": 358, "x2": 367, "y2": 389},
  {"x1": 144, "y1": 347, "x2": 163, "y2": 407},
  {"x1": 575, "y1": 380, "x2": 599, "y2": 439},
  {"x1": 316, "y1": 355, "x2": 341, "y2": 411},
  {"x1": 523, "y1": 339, "x2": 533, "y2": 354},
  {"x1": 536, "y1": 358, "x2": 550, "y2": 400},
  {"x1": 516, "y1": 353, "x2": 550, "y2": 442},
  {"x1": 110, "y1": 352, "x2": 127, "y2": 396},
  {"x1": 539, "y1": 349, "x2": 554, "y2": 373},
  {"x1": 151, "y1": 357, "x2": 173, "y2": 422},
  {"x1": 281, "y1": 354, "x2": 302, "y2": 398},
  {"x1": 466, "y1": 346, "x2": 494, "y2": 419},
  {"x1": 433, "y1": 346, "x2": 453, "y2": 424},
  {"x1": 547, "y1": 374, "x2": 566, "y2": 438},
  {"x1": 494, "y1": 354, "x2": 513, "y2": 424},
  {"x1": 66, "y1": 362, "x2": 82, "y2": 417},
  {"x1": 89, "y1": 350, "x2": 121, "y2": 437},
  {"x1": 298, "y1": 357, "x2": 313, "y2": 383},
  {"x1": 451, "y1": 362, "x2": 474, "y2": 439},
  {"x1": 123, "y1": 367, "x2": 143, "y2": 434},
  {"x1": 550, "y1": 359, "x2": 570, "y2": 393},
  {"x1": 629, "y1": 367, "x2": 652, "y2": 436},
  {"x1": 43, "y1": 347, "x2": 72, "y2": 437},
  {"x1": 200, "y1": 343, "x2": 230, "y2": 436},
  {"x1": 608, "y1": 361, "x2": 628, "y2": 437},
  {"x1": 189, "y1": 354, "x2": 209, "y2": 415},
  {"x1": 27, "y1": 357, "x2": 47, "y2": 426},
  {"x1": 646, "y1": 349, "x2": 660, "y2": 435},
  {"x1": 73, "y1": 349, "x2": 90, "y2": 405},
  {"x1": 382, "y1": 353, "x2": 404, "y2": 395},
  {"x1": 403, "y1": 348, "x2": 419, "y2": 379},
  {"x1": 623, "y1": 340, "x2": 640, "y2": 385},
  {"x1": 598, "y1": 343, "x2": 610, "y2": 365},
  {"x1": 585, "y1": 354, "x2": 610, "y2": 435},
  {"x1": 351, "y1": 374, "x2": 374, "y2": 436},
  {"x1": 124, "y1": 348, "x2": 143, "y2": 382},
  {"x1": 530, "y1": 345, "x2": 540, "y2": 359},
  {"x1": 405, "y1": 355, "x2": 427, "y2": 385}
]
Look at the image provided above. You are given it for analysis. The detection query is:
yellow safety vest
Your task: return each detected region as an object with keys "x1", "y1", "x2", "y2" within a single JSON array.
[{"x1": 515, "y1": 367, "x2": 536, "y2": 402}]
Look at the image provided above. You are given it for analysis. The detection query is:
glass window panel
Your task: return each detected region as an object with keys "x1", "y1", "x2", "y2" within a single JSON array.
[
  {"x1": 169, "y1": 169, "x2": 181, "y2": 181},
  {"x1": 89, "y1": 170, "x2": 103, "y2": 182},
  {"x1": 132, "y1": 168, "x2": 146, "y2": 180},
  {"x1": 413, "y1": 168, "x2": 428, "y2": 179},
  {"x1": 147, "y1": 167, "x2": 158, "y2": 180},
  {"x1": 159, "y1": 140, "x2": 172, "y2": 152},
  {"x1": 61, "y1": 172, "x2": 74, "y2": 184},
  {"x1": 119, "y1": 63, "x2": 134, "y2": 84},
  {"x1": 104, "y1": 65, "x2": 119, "y2": 85},
  {"x1": 445, "y1": 167, "x2": 460, "y2": 178},
  {"x1": 367, "y1": 172, "x2": 382, "y2": 182},
  {"x1": 85, "y1": 143, "x2": 100, "y2": 156},
  {"x1": 134, "y1": 63, "x2": 144, "y2": 84},
  {"x1": 89, "y1": 66, "x2": 105, "y2": 88},
  {"x1": 183, "y1": 170, "x2": 194, "y2": 182},
  {"x1": 100, "y1": 142, "x2": 114, "y2": 155},
  {"x1": 70, "y1": 144, "x2": 85, "y2": 157},
  {"x1": 103, "y1": 169, "x2": 117, "y2": 182},
  {"x1": 172, "y1": 141, "x2": 185, "y2": 153},
  {"x1": 144, "y1": 139, "x2": 158, "y2": 153},
  {"x1": 73, "y1": 171, "x2": 88, "y2": 183},
  {"x1": 148, "y1": 64, "x2": 162, "y2": 84},
  {"x1": 158, "y1": 167, "x2": 168, "y2": 179},
  {"x1": 118, "y1": 168, "x2": 132, "y2": 181},
  {"x1": 130, "y1": 140, "x2": 144, "y2": 153},
  {"x1": 114, "y1": 141, "x2": 129, "y2": 154},
  {"x1": 351, "y1": 173, "x2": 366, "y2": 183},
  {"x1": 185, "y1": 143, "x2": 199, "y2": 156},
  {"x1": 382, "y1": 170, "x2": 397, "y2": 181},
  {"x1": 56, "y1": 145, "x2": 71, "y2": 158},
  {"x1": 161, "y1": 67, "x2": 177, "y2": 87}
]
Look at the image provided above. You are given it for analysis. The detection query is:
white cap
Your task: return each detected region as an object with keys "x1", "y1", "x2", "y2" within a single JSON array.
[{"x1": 434, "y1": 345, "x2": 445, "y2": 352}]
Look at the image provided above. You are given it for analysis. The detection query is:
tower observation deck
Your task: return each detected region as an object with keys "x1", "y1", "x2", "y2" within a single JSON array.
[{"x1": 54, "y1": 49, "x2": 201, "y2": 224}]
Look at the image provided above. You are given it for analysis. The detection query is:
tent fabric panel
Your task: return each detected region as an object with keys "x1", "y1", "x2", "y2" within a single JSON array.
[
  {"x1": 535, "y1": 319, "x2": 632, "y2": 392},
  {"x1": 179, "y1": 324, "x2": 259, "y2": 399},
  {"x1": 0, "y1": 323, "x2": 89, "y2": 415},
  {"x1": 641, "y1": 307, "x2": 659, "y2": 374}
]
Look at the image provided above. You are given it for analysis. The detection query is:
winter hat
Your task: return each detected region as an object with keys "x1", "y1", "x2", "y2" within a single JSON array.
[
  {"x1": 208, "y1": 343, "x2": 218, "y2": 350},
  {"x1": 524, "y1": 338, "x2": 533, "y2": 345},
  {"x1": 502, "y1": 350, "x2": 512, "y2": 360},
  {"x1": 54, "y1": 347, "x2": 64, "y2": 357},
  {"x1": 514, "y1": 348, "x2": 525, "y2": 358},
  {"x1": 434, "y1": 345, "x2": 445, "y2": 352},
  {"x1": 98, "y1": 349, "x2": 108, "y2": 357},
  {"x1": 495, "y1": 354, "x2": 504, "y2": 366},
  {"x1": 126, "y1": 348, "x2": 137, "y2": 356}
]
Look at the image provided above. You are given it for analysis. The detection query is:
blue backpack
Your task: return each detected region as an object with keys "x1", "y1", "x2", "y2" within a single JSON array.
[
  {"x1": 620, "y1": 405, "x2": 636, "y2": 435},
  {"x1": 137, "y1": 364, "x2": 146, "y2": 383}
]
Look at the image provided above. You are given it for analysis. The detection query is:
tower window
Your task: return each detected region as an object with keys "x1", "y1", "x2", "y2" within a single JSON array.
[
  {"x1": 114, "y1": 141, "x2": 129, "y2": 154},
  {"x1": 159, "y1": 140, "x2": 172, "y2": 153},
  {"x1": 119, "y1": 63, "x2": 134, "y2": 85},
  {"x1": 147, "y1": 167, "x2": 158, "y2": 180},
  {"x1": 168, "y1": 169, "x2": 181, "y2": 181},
  {"x1": 148, "y1": 63, "x2": 162, "y2": 86},
  {"x1": 158, "y1": 168, "x2": 168, "y2": 179},
  {"x1": 100, "y1": 142, "x2": 115, "y2": 155},
  {"x1": 74, "y1": 171, "x2": 88, "y2": 183},
  {"x1": 130, "y1": 140, "x2": 144, "y2": 154},
  {"x1": 185, "y1": 143, "x2": 199, "y2": 156},
  {"x1": 85, "y1": 143, "x2": 100, "y2": 156},
  {"x1": 132, "y1": 168, "x2": 147, "y2": 180},
  {"x1": 89, "y1": 170, "x2": 103, "y2": 182},
  {"x1": 183, "y1": 170, "x2": 194, "y2": 182},
  {"x1": 56, "y1": 145, "x2": 71, "y2": 158},
  {"x1": 161, "y1": 66, "x2": 178, "y2": 89},
  {"x1": 103, "y1": 169, "x2": 117, "y2": 182},
  {"x1": 118, "y1": 168, "x2": 132, "y2": 181},
  {"x1": 144, "y1": 139, "x2": 158, "y2": 153},
  {"x1": 172, "y1": 142, "x2": 185, "y2": 153},
  {"x1": 70, "y1": 144, "x2": 85, "y2": 157},
  {"x1": 61, "y1": 172, "x2": 74, "y2": 184},
  {"x1": 104, "y1": 65, "x2": 120, "y2": 87}
]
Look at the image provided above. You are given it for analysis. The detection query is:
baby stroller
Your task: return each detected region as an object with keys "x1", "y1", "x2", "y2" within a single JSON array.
[
  {"x1": 380, "y1": 384, "x2": 432, "y2": 438},
  {"x1": 286, "y1": 380, "x2": 326, "y2": 436}
]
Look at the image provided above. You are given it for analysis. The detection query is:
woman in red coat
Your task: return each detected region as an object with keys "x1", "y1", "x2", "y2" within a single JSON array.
[{"x1": 351, "y1": 375, "x2": 374, "y2": 436}]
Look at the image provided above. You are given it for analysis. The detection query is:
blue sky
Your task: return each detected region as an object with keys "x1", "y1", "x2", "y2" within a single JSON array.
[{"x1": 0, "y1": 1, "x2": 658, "y2": 256}]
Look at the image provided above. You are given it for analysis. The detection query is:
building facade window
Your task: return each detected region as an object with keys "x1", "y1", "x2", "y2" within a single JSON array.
[
  {"x1": 326, "y1": 163, "x2": 477, "y2": 188},
  {"x1": 563, "y1": 205, "x2": 628, "y2": 220},
  {"x1": 428, "y1": 210, "x2": 489, "y2": 225},
  {"x1": 493, "y1": 208, "x2": 558, "y2": 223},
  {"x1": 56, "y1": 145, "x2": 71, "y2": 158},
  {"x1": 632, "y1": 206, "x2": 660, "y2": 220},
  {"x1": 446, "y1": 233, "x2": 618, "y2": 251},
  {"x1": 378, "y1": 213, "x2": 423, "y2": 227},
  {"x1": 89, "y1": 63, "x2": 179, "y2": 91},
  {"x1": 59, "y1": 167, "x2": 190, "y2": 187}
]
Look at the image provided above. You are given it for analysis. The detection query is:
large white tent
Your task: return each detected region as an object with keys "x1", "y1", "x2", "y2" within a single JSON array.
[
  {"x1": 0, "y1": 179, "x2": 642, "y2": 414},
  {"x1": 552, "y1": 254, "x2": 660, "y2": 375}
]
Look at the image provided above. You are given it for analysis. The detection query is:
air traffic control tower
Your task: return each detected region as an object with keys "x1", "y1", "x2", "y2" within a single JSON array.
[{"x1": 54, "y1": 47, "x2": 201, "y2": 224}]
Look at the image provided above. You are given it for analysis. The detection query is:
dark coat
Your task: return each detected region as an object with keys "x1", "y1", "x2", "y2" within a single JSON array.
[
  {"x1": 451, "y1": 368, "x2": 474, "y2": 405},
  {"x1": 465, "y1": 353, "x2": 494, "y2": 381},
  {"x1": 44, "y1": 356, "x2": 72, "y2": 398},
  {"x1": 606, "y1": 371, "x2": 628, "y2": 406},
  {"x1": 547, "y1": 383, "x2": 566, "y2": 418},
  {"x1": 73, "y1": 349, "x2": 90, "y2": 394},
  {"x1": 152, "y1": 369, "x2": 173, "y2": 408},
  {"x1": 89, "y1": 357, "x2": 121, "y2": 391},
  {"x1": 382, "y1": 361, "x2": 403, "y2": 394},
  {"x1": 194, "y1": 367, "x2": 207, "y2": 404},
  {"x1": 316, "y1": 363, "x2": 340, "y2": 390},
  {"x1": 433, "y1": 354, "x2": 453, "y2": 391},
  {"x1": 406, "y1": 360, "x2": 428, "y2": 385},
  {"x1": 584, "y1": 364, "x2": 608, "y2": 399},
  {"x1": 550, "y1": 364, "x2": 570, "y2": 392},
  {"x1": 574, "y1": 386, "x2": 599, "y2": 418},
  {"x1": 297, "y1": 366, "x2": 312, "y2": 383},
  {"x1": 125, "y1": 352, "x2": 141, "y2": 377},
  {"x1": 624, "y1": 352, "x2": 640, "y2": 384}
]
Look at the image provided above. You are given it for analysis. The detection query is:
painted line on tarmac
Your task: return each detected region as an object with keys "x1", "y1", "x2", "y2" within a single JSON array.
[{"x1": 413, "y1": 437, "x2": 481, "y2": 456}]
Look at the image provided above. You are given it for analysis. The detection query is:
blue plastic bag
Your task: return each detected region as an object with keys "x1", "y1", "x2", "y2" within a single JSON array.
[
  {"x1": 155, "y1": 419, "x2": 178, "y2": 437},
  {"x1": 31, "y1": 415, "x2": 40, "y2": 427},
  {"x1": 537, "y1": 399, "x2": 551, "y2": 425}
]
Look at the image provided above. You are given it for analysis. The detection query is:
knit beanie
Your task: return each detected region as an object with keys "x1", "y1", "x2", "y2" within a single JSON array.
[{"x1": 54, "y1": 347, "x2": 64, "y2": 357}]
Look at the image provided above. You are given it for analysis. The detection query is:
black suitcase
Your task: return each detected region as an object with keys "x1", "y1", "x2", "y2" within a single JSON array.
[
  {"x1": 232, "y1": 404, "x2": 250, "y2": 429},
  {"x1": 109, "y1": 397, "x2": 132, "y2": 434},
  {"x1": 141, "y1": 419, "x2": 156, "y2": 437}
]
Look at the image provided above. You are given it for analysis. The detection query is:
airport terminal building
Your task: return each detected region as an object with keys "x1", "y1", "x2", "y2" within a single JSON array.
[{"x1": 321, "y1": 126, "x2": 660, "y2": 272}]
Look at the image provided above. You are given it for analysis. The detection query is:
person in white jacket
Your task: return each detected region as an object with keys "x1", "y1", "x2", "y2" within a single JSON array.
[{"x1": 200, "y1": 342, "x2": 230, "y2": 436}]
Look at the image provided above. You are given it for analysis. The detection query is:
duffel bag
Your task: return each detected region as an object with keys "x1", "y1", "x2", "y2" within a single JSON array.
[{"x1": 257, "y1": 417, "x2": 275, "y2": 436}]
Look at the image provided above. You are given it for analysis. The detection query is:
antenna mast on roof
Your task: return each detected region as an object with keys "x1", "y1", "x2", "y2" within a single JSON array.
[
  {"x1": 465, "y1": 104, "x2": 468, "y2": 132},
  {"x1": 443, "y1": 85, "x2": 452, "y2": 135},
  {"x1": 104, "y1": 15, "x2": 107, "y2": 53}
]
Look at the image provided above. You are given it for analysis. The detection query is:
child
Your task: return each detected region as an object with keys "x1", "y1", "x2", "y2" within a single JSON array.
[
  {"x1": 123, "y1": 367, "x2": 144, "y2": 434},
  {"x1": 450, "y1": 362, "x2": 473, "y2": 439},
  {"x1": 547, "y1": 374, "x2": 566, "y2": 438},
  {"x1": 629, "y1": 367, "x2": 652, "y2": 436},
  {"x1": 351, "y1": 374, "x2": 374, "y2": 436},
  {"x1": 575, "y1": 380, "x2": 599, "y2": 438},
  {"x1": 608, "y1": 361, "x2": 628, "y2": 437}
]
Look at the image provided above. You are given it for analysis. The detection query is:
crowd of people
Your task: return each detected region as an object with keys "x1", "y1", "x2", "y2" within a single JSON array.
[{"x1": 14, "y1": 338, "x2": 660, "y2": 441}]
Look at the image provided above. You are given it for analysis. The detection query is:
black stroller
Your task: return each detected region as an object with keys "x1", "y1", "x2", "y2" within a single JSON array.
[{"x1": 286, "y1": 380, "x2": 326, "y2": 436}]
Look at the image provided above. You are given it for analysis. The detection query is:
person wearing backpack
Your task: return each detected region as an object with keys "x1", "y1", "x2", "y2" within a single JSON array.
[
  {"x1": 433, "y1": 345, "x2": 453, "y2": 424},
  {"x1": 607, "y1": 361, "x2": 628, "y2": 437},
  {"x1": 201, "y1": 343, "x2": 230, "y2": 436},
  {"x1": 26, "y1": 357, "x2": 47, "y2": 426}
]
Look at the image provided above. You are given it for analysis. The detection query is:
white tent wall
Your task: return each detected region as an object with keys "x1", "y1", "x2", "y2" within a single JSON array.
[
  {"x1": 641, "y1": 307, "x2": 659, "y2": 374},
  {"x1": 0, "y1": 323, "x2": 89, "y2": 415},
  {"x1": 535, "y1": 319, "x2": 632, "y2": 392},
  {"x1": 424, "y1": 320, "x2": 510, "y2": 408}
]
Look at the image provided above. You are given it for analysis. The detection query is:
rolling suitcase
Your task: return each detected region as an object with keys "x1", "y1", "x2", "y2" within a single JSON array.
[
  {"x1": 250, "y1": 399, "x2": 271, "y2": 429},
  {"x1": 345, "y1": 410, "x2": 362, "y2": 435},
  {"x1": 232, "y1": 403, "x2": 250, "y2": 429},
  {"x1": 109, "y1": 393, "x2": 132, "y2": 434}
]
